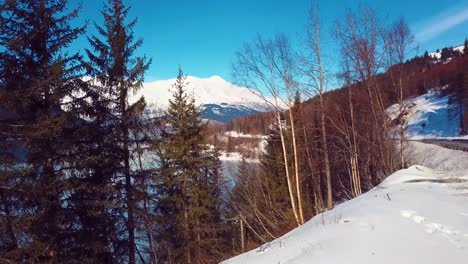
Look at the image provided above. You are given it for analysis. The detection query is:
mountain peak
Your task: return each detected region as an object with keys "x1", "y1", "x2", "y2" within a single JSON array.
[
  {"x1": 131, "y1": 75, "x2": 273, "y2": 122},
  {"x1": 134, "y1": 75, "x2": 267, "y2": 108},
  {"x1": 207, "y1": 75, "x2": 224, "y2": 81}
]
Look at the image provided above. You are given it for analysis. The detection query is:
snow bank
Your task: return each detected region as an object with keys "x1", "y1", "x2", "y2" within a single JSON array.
[
  {"x1": 379, "y1": 165, "x2": 437, "y2": 186},
  {"x1": 405, "y1": 141, "x2": 468, "y2": 171},
  {"x1": 223, "y1": 144, "x2": 468, "y2": 264}
]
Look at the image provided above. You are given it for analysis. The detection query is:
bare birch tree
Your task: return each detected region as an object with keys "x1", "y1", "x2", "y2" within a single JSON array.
[
  {"x1": 274, "y1": 35, "x2": 305, "y2": 224},
  {"x1": 233, "y1": 34, "x2": 302, "y2": 226},
  {"x1": 343, "y1": 62, "x2": 362, "y2": 196},
  {"x1": 300, "y1": 6, "x2": 334, "y2": 210},
  {"x1": 335, "y1": 6, "x2": 396, "y2": 185},
  {"x1": 384, "y1": 17, "x2": 416, "y2": 168}
]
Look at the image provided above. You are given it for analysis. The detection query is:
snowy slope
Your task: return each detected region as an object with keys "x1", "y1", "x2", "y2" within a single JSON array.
[
  {"x1": 387, "y1": 90, "x2": 466, "y2": 139},
  {"x1": 132, "y1": 76, "x2": 273, "y2": 122},
  {"x1": 223, "y1": 142, "x2": 468, "y2": 264},
  {"x1": 404, "y1": 141, "x2": 468, "y2": 171}
]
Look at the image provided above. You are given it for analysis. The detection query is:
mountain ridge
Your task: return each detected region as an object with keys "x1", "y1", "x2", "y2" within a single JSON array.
[{"x1": 133, "y1": 75, "x2": 273, "y2": 122}]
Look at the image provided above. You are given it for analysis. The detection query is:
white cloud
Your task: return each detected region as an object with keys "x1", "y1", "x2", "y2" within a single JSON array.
[{"x1": 416, "y1": 6, "x2": 468, "y2": 42}]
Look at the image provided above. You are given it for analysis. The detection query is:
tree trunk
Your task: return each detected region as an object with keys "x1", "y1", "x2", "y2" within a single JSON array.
[
  {"x1": 302, "y1": 122, "x2": 323, "y2": 214},
  {"x1": 120, "y1": 84, "x2": 135, "y2": 264},
  {"x1": 275, "y1": 95, "x2": 301, "y2": 227},
  {"x1": 124, "y1": 131, "x2": 135, "y2": 264},
  {"x1": 240, "y1": 215, "x2": 245, "y2": 253},
  {"x1": 349, "y1": 87, "x2": 362, "y2": 196},
  {"x1": 182, "y1": 174, "x2": 191, "y2": 264},
  {"x1": 196, "y1": 217, "x2": 201, "y2": 261},
  {"x1": 399, "y1": 67, "x2": 406, "y2": 169},
  {"x1": 286, "y1": 85, "x2": 305, "y2": 224},
  {"x1": 184, "y1": 203, "x2": 191, "y2": 264},
  {"x1": 320, "y1": 96, "x2": 332, "y2": 209},
  {"x1": 311, "y1": 11, "x2": 333, "y2": 210},
  {"x1": 136, "y1": 142, "x2": 157, "y2": 263}
]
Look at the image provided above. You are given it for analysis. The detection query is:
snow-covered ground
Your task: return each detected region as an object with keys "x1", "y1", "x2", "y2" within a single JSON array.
[
  {"x1": 387, "y1": 90, "x2": 467, "y2": 139},
  {"x1": 223, "y1": 142, "x2": 468, "y2": 264}
]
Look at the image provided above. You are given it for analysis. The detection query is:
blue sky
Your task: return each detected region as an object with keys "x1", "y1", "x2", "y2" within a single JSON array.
[{"x1": 72, "y1": 0, "x2": 468, "y2": 82}]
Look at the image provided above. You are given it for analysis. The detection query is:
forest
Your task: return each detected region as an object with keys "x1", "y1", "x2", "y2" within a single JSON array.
[{"x1": 1, "y1": 0, "x2": 468, "y2": 264}]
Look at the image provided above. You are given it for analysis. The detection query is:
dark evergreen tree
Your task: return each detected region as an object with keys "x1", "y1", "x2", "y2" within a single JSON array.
[
  {"x1": 0, "y1": 0, "x2": 84, "y2": 262},
  {"x1": 440, "y1": 47, "x2": 450, "y2": 61},
  {"x1": 227, "y1": 156, "x2": 252, "y2": 252},
  {"x1": 154, "y1": 68, "x2": 227, "y2": 263},
  {"x1": 261, "y1": 125, "x2": 295, "y2": 224},
  {"x1": 65, "y1": 81, "x2": 124, "y2": 262},
  {"x1": 291, "y1": 91, "x2": 318, "y2": 217},
  {"x1": 448, "y1": 64, "x2": 468, "y2": 136},
  {"x1": 84, "y1": 0, "x2": 151, "y2": 263},
  {"x1": 424, "y1": 51, "x2": 429, "y2": 59},
  {"x1": 462, "y1": 67, "x2": 468, "y2": 135},
  {"x1": 227, "y1": 136, "x2": 235, "y2": 152},
  {"x1": 227, "y1": 122, "x2": 297, "y2": 251},
  {"x1": 464, "y1": 38, "x2": 468, "y2": 54}
]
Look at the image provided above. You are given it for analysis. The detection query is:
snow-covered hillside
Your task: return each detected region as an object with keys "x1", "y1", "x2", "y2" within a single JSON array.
[
  {"x1": 133, "y1": 76, "x2": 272, "y2": 123},
  {"x1": 429, "y1": 45, "x2": 465, "y2": 60},
  {"x1": 223, "y1": 142, "x2": 468, "y2": 264},
  {"x1": 387, "y1": 90, "x2": 466, "y2": 139}
]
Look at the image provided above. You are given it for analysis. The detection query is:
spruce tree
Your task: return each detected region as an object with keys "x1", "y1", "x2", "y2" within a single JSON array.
[
  {"x1": 66, "y1": 82, "x2": 124, "y2": 262},
  {"x1": 260, "y1": 125, "x2": 294, "y2": 224},
  {"x1": 228, "y1": 156, "x2": 251, "y2": 252},
  {"x1": 0, "y1": 0, "x2": 84, "y2": 262},
  {"x1": 464, "y1": 38, "x2": 468, "y2": 55},
  {"x1": 228, "y1": 125, "x2": 296, "y2": 247},
  {"x1": 155, "y1": 68, "x2": 226, "y2": 263},
  {"x1": 291, "y1": 91, "x2": 315, "y2": 217},
  {"x1": 424, "y1": 51, "x2": 429, "y2": 59},
  {"x1": 84, "y1": 0, "x2": 151, "y2": 263},
  {"x1": 462, "y1": 68, "x2": 468, "y2": 135}
]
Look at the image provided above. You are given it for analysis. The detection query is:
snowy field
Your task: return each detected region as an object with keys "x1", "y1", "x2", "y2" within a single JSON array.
[{"x1": 223, "y1": 142, "x2": 468, "y2": 264}]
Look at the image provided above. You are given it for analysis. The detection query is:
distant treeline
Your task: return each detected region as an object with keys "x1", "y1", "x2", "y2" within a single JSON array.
[{"x1": 228, "y1": 42, "x2": 468, "y2": 136}]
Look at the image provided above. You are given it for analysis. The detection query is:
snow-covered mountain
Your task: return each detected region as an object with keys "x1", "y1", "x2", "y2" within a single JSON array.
[{"x1": 133, "y1": 76, "x2": 272, "y2": 123}]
